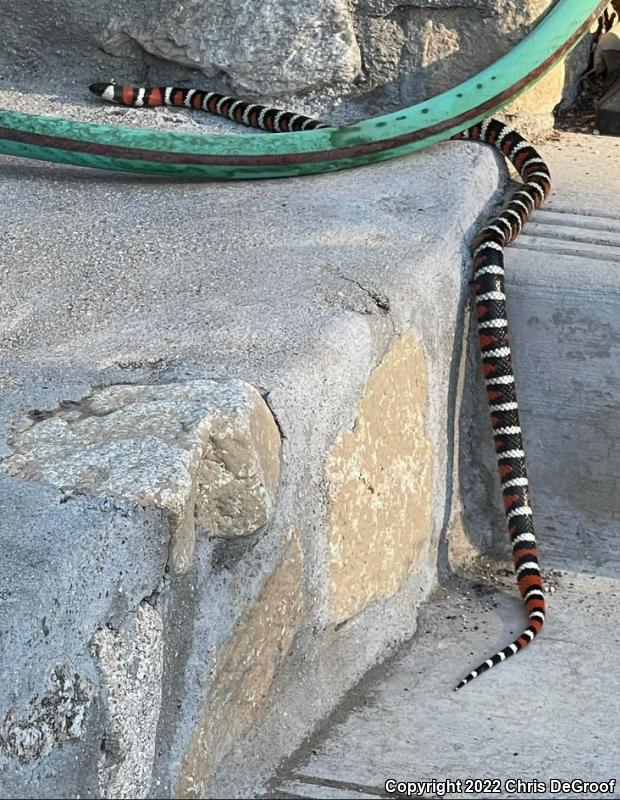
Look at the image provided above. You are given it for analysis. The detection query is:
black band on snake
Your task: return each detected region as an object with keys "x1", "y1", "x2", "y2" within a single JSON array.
[{"x1": 90, "y1": 84, "x2": 550, "y2": 690}]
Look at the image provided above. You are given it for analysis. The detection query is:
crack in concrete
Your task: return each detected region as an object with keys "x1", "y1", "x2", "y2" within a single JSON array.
[
  {"x1": 323, "y1": 266, "x2": 397, "y2": 341},
  {"x1": 262, "y1": 390, "x2": 288, "y2": 442}
]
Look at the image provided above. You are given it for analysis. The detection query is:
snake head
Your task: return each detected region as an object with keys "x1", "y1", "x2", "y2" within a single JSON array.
[
  {"x1": 89, "y1": 83, "x2": 118, "y2": 103},
  {"x1": 88, "y1": 83, "x2": 109, "y2": 97}
]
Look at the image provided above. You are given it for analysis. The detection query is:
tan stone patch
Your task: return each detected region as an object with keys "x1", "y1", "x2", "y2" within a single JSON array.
[
  {"x1": 176, "y1": 528, "x2": 303, "y2": 798},
  {"x1": 326, "y1": 331, "x2": 433, "y2": 622}
]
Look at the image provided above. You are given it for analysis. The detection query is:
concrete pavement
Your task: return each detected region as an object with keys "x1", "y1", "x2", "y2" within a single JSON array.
[{"x1": 266, "y1": 568, "x2": 620, "y2": 800}]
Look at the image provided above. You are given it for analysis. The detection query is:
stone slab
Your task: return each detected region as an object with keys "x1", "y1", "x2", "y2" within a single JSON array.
[
  {"x1": 4, "y1": 380, "x2": 282, "y2": 573},
  {"x1": 326, "y1": 332, "x2": 434, "y2": 622}
]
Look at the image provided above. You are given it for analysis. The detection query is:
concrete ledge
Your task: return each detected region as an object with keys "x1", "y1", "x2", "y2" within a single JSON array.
[{"x1": 0, "y1": 92, "x2": 505, "y2": 797}]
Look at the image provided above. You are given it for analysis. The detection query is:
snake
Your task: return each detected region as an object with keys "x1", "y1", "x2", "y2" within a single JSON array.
[{"x1": 88, "y1": 83, "x2": 550, "y2": 690}]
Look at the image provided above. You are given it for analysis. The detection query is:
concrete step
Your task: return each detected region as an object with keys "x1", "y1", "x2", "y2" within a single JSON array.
[
  {"x1": 515, "y1": 212, "x2": 620, "y2": 259},
  {"x1": 513, "y1": 230, "x2": 620, "y2": 260},
  {"x1": 1, "y1": 83, "x2": 618, "y2": 799},
  {"x1": 255, "y1": 131, "x2": 620, "y2": 800},
  {"x1": 133, "y1": 130, "x2": 620, "y2": 799},
  {"x1": 531, "y1": 208, "x2": 620, "y2": 233}
]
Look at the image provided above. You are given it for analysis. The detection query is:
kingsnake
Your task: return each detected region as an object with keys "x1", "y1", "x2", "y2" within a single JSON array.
[{"x1": 90, "y1": 83, "x2": 550, "y2": 689}]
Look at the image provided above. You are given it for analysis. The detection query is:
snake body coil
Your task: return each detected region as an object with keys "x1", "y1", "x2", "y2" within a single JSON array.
[
  {"x1": 452, "y1": 119, "x2": 550, "y2": 689},
  {"x1": 90, "y1": 83, "x2": 550, "y2": 689}
]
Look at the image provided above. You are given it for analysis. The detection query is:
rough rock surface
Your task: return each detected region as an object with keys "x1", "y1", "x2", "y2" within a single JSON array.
[
  {"x1": 0, "y1": 663, "x2": 94, "y2": 764},
  {"x1": 4, "y1": 380, "x2": 282, "y2": 573},
  {"x1": 98, "y1": 0, "x2": 362, "y2": 95},
  {"x1": 92, "y1": 602, "x2": 164, "y2": 800},
  {"x1": 355, "y1": 0, "x2": 554, "y2": 104}
]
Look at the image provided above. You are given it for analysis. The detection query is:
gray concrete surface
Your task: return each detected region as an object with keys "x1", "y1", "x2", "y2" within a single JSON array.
[
  {"x1": 251, "y1": 131, "x2": 620, "y2": 800},
  {"x1": 0, "y1": 84, "x2": 504, "y2": 796},
  {"x1": 0, "y1": 478, "x2": 169, "y2": 798},
  {"x1": 266, "y1": 568, "x2": 620, "y2": 799}
]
